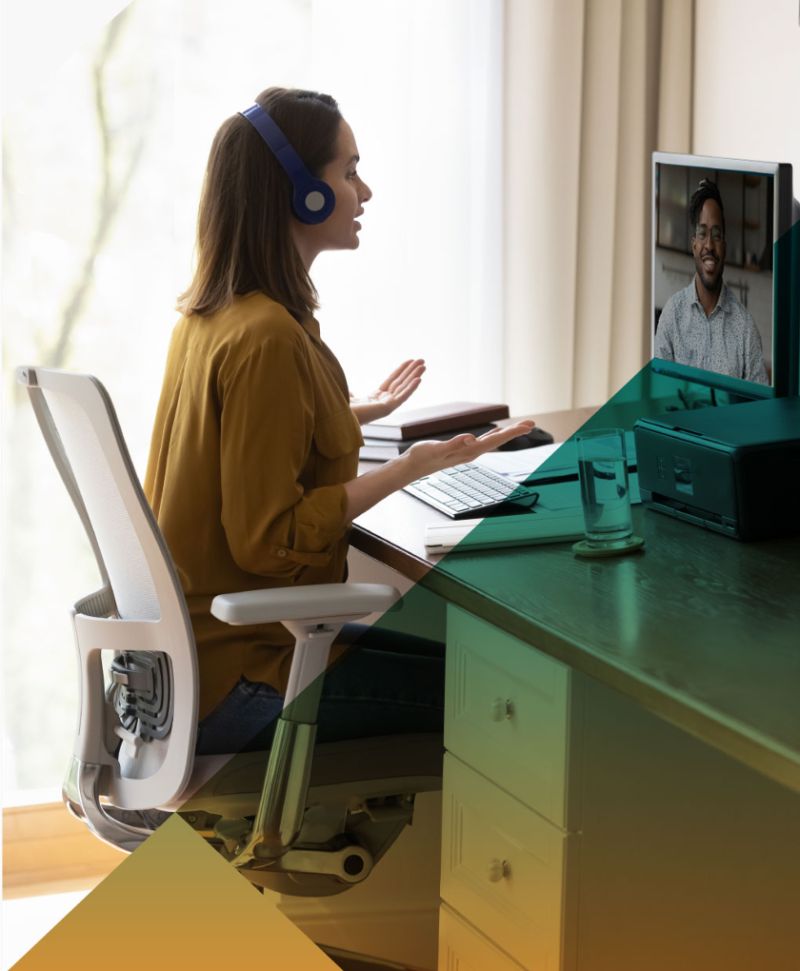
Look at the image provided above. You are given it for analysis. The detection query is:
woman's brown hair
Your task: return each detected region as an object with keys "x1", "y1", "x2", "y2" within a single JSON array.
[{"x1": 177, "y1": 87, "x2": 342, "y2": 319}]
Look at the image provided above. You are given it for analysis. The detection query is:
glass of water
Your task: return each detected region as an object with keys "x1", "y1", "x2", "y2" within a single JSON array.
[{"x1": 575, "y1": 428, "x2": 633, "y2": 549}]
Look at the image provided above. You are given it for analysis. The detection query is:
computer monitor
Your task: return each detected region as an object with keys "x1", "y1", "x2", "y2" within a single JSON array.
[{"x1": 651, "y1": 152, "x2": 795, "y2": 399}]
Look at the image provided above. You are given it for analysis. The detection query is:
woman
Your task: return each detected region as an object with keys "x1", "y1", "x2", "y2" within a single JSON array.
[{"x1": 145, "y1": 87, "x2": 533, "y2": 755}]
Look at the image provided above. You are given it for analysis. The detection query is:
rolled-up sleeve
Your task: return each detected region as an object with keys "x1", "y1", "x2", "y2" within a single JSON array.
[{"x1": 219, "y1": 336, "x2": 351, "y2": 578}]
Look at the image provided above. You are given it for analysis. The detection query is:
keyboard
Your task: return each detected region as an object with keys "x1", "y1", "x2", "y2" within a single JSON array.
[{"x1": 404, "y1": 463, "x2": 540, "y2": 519}]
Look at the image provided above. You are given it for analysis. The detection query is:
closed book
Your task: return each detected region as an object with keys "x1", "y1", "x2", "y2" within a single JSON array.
[
  {"x1": 360, "y1": 424, "x2": 498, "y2": 462},
  {"x1": 363, "y1": 402, "x2": 510, "y2": 441}
]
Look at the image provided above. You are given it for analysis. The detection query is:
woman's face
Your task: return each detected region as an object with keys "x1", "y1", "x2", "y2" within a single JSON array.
[{"x1": 292, "y1": 119, "x2": 372, "y2": 265}]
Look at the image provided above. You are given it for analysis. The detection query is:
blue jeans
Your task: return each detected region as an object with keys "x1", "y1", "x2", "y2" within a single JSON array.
[{"x1": 195, "y1": 623, "x2": 445, "y2": 756}]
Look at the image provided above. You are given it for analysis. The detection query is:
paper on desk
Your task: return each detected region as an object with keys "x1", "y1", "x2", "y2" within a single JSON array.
[
  {"x1": 474, "y1": 442, "x2": 565, "y2": 480},
  {"x1": 475, "y1": 432, "x2": 638, "y2": 482}
]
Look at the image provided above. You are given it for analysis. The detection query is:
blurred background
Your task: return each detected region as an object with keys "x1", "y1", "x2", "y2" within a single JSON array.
[{"x1": 2, "y1": 0, "x2": 799, "y2": 807}]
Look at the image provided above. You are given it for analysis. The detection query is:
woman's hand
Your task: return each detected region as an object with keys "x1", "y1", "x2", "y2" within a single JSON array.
[
  {"x1": 403, "y1": 421, "x2": 537, "y2": 480},
  {"x1": 404, "y1": 420, "x2": 536, "y2": 481},
  {"x1": 349, "y1": 359, "x2": 426, "y2": 424},
  {"x1": 344, "y1": 420, "x2": 536, "y2": 522}
]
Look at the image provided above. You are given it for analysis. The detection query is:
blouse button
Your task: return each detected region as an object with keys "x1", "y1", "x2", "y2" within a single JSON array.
[{"x1": 278, "y1": 550, "x2": 287, "y2": 558}]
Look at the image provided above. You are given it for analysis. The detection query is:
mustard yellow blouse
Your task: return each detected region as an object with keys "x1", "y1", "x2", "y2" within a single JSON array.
[{"x1": 144, "y1": 293, "x2": 363, "y2": 719}]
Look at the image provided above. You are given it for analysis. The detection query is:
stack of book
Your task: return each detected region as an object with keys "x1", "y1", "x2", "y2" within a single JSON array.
[{"x1": 360, "y1": 402, "x2": 510, "y2": 461}]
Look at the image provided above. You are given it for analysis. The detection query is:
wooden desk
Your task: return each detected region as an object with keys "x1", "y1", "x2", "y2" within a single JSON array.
[
  {"x1": 351, "y1": 402, "x2": 800, "y2": 971},
  {"x1": 354, "y1": 403, "x2": 800, "y2": 794}
]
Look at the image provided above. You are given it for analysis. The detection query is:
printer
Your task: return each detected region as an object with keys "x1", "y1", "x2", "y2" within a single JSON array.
[{"x1": 634, "y1": 396, "x2": 800, "y2": 541}]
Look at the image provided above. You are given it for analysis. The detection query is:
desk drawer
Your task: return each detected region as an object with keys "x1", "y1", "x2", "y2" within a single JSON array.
[
  {"x1": 439, "y1": 904, "x2": 526, "y2": 971},
  {"x1": 441, "y1": 755, "x2": 579, "y2": 971},
  {"x1": 445, "y1": 607, "x2": 583, "y2": 829}
]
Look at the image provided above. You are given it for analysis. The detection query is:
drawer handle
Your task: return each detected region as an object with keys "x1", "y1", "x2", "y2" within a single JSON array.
[
  {"x1": 487, "y1": 858, "x2": 510, "y2": 883},
  {"x1": 490, "y1": 697, "x2": 514, "y2": 721}
]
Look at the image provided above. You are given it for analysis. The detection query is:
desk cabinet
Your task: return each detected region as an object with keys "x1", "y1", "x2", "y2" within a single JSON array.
[
  {"x1": 443, "y1": 607, "x2": 584, "y2": 832},
  {"x1": 354, "y1": 411, "x2": 800, "y2": 970},
  {"x1": 439, "y1": 903, "x2": 533, "y2": 971},
  {"x1": 438, "y1": 607, "x2": 800, "y2": 971},
  {"x1": 440, "y1": 755, "x2": 579, "y2": 971},
  {"x1": 440, "y1": 607, "x2": 582, "y2": 971},
  {"x1": 574, "y1": 673, "x2": 800, "y2": 971}
]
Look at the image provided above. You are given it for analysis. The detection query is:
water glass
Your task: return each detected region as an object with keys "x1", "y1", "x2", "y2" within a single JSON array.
[{"x1": 575, "y1": 428, "x2": 633, "y2": 549}]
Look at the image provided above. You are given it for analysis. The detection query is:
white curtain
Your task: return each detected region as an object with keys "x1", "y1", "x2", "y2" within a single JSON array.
[
  {"x1": 503, "y1": 0, "x2": 693, "y2": 416},
  {"x1": 307, "y1": 0, "x2": 505, "y2": 406}
]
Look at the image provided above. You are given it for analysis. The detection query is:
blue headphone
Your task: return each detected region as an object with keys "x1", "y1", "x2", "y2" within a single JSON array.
[{"x1": 240, "y1": 103, "x2": 336, "y2": 224}]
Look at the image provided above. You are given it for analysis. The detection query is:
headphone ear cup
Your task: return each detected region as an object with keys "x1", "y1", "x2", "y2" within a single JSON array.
[
  {"x1": 293, "y1": 177, "x2": 336, "y2": 224},
  {"x1": 240, "y1": 104, "x2": 337, "y2": 225}
]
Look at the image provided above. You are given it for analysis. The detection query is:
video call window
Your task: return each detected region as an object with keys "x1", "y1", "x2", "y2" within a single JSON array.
[{"x1": 654, "y1": 163, "x2": 774, "y2": 387}]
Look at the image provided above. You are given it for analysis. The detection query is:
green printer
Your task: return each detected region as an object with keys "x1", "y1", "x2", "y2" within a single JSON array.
[{"x1": 634, "y1": 396, "x2": 800, "y2": 541}]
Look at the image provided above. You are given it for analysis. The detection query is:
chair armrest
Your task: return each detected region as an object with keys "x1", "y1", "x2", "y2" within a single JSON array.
[{"x1": 210, "y1": 583, "x2": 400, "y2": 627}]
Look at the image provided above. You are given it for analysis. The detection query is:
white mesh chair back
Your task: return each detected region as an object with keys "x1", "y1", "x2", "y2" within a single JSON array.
[{"x1": 17, "y1": 366, "x2": 198, "y2": 822}]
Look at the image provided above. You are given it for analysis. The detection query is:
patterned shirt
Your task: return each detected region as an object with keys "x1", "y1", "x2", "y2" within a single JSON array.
[{"x1": 654, "y1": 279, "x2": 769, "y2": 385}]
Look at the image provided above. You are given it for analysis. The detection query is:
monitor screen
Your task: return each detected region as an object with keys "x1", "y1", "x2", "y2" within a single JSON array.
[{"x1": 651, "y1": 153, "x2": 794, "y2": 399}]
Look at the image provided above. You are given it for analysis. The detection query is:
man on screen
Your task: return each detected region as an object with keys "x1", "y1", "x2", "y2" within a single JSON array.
[{"x1": 654, "y1": 179, "x2": 769, "y2": 385}]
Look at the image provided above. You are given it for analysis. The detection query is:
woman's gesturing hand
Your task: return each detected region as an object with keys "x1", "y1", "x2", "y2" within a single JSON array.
[
  {"x1": 349, "y1": 359, "x2": 426, "y2": 424},
  {"x1": 343, "y1": 419, "x2": 537, "y2": 523},
  {"x1": 403, "y1": 421, "x2": 537, "y2": 480}
]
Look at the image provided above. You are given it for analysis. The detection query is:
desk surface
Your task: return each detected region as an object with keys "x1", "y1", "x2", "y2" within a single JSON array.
[{"x1": 352, "y1": 402, "x2": 800, "y2": 796}]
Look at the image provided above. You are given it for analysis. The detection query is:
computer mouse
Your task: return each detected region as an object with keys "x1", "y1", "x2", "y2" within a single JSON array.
[{"x1": 496, "y1": 427, "x2": 555, "y2": 451}]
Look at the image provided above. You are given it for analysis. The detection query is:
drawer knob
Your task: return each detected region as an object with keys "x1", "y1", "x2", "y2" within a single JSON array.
[
  {"x1": 487, "y1": 858, "x2": 510, "y2": 882},
  {"x1": 490, "y1": 697, "x2": 514, "y2": 721}
]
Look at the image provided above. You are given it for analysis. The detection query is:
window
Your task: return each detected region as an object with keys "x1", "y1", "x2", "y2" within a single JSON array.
[{"x1": 2, "y1": 0, "x2": 502, "y2": 801}]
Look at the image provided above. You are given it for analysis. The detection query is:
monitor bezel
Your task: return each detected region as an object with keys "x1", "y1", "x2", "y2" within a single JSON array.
[{"x1": 651, "y1": 152, "x2": 794, "y2": 399}]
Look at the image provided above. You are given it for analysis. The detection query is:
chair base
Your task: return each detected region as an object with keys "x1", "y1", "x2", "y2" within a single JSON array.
[{"x1": 178, "y1": 734, "x2": 444, "y2": 895}]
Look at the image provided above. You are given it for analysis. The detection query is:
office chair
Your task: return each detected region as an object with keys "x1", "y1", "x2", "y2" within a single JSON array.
[{"x1": 17, "y1": 365, "x2": 443, "y2": 896}]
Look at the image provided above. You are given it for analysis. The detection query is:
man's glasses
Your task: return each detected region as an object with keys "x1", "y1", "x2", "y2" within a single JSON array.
[{"x1": 694, "y1": 227, "x2": 724, "y2": 243}]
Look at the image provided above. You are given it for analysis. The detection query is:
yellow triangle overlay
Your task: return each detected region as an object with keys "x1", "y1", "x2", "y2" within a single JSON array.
[{"x1": 12, "y1": 816, "x2": 337, "y2": 971}]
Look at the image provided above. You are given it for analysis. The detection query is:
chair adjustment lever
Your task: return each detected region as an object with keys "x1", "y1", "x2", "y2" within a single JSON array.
[{"x1": 251, "y1": 844, "x2": 374, "y2": 885}]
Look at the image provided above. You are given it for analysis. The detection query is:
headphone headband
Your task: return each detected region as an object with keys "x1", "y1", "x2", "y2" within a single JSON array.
[{"x1": 240, "y1": 103, "x2": 335, "y2": 224}]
